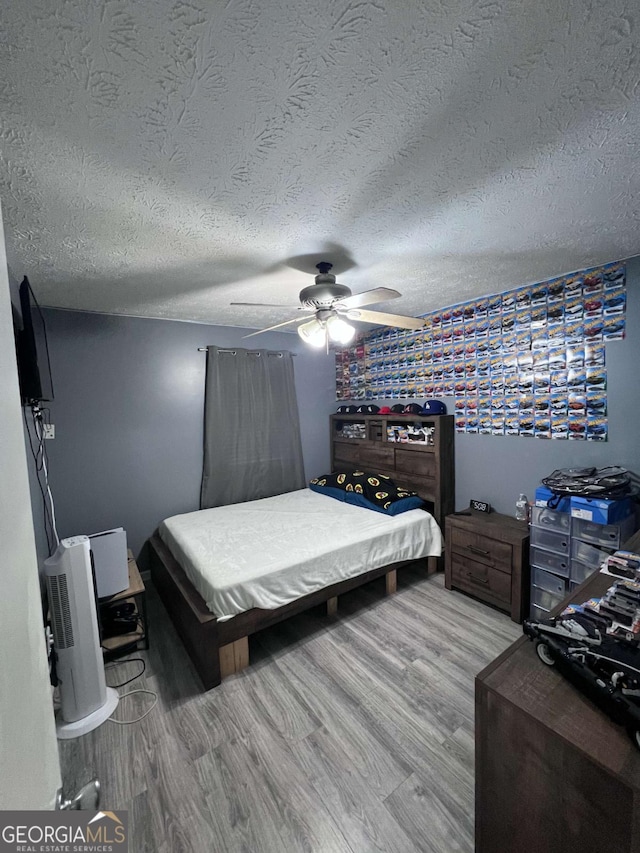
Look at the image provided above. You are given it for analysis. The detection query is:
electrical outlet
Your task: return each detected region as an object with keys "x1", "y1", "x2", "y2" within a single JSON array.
[{"x1": 42, "y1": 423, "x2": 55, "y2": 439}]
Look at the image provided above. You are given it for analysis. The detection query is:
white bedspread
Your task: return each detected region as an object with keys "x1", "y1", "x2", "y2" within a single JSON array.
[{"x1": 159, "y1": 488, "x2": 442, "y2": 620}]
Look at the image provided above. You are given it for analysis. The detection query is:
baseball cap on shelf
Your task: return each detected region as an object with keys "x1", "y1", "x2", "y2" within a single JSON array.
[
  {"x1": 378, "y1": 406, "x2": 393, "y2": 414},
  {"x1": 336, "y1": 404, "x2": 358, "y2": 414},
  {"x1": 403, "y1": 403, "x2": 422, "y2": 415},
  {"x1": 391, "y1": 404, "x2": 406, "y2": 414},
  {"x1": 421, "y1": 400, "x2": 447, "y2": 415},
  {"x1": 356, "y1": 404, "x2": 380, "y2": 414}
]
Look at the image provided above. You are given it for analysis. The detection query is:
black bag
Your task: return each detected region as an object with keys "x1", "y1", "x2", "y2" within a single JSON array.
[{"x1": 541, "y1": 466, "x2": 638, "y2": 502}]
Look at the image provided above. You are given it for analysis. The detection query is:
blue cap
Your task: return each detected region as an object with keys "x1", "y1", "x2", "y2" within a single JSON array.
[{"x1": 421, "y1": 400, "x2": 447, "y2": 415}]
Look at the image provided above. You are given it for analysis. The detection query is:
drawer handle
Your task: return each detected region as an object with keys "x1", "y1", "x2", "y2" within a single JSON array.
[
  {"x1": 468, "y1": 545, "x2": 490, "y2": 557},
  {"x1": 466, "y1": 572, "x2": 489, "y2": 585}
]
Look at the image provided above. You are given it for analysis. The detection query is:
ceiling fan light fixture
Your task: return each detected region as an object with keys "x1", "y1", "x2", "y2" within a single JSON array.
[
  {"x1": 233, "y1": 266, "x2": 420, "y2": 340},
  {"x1": 297, "y1": 318, "x2": 326, "y2": 348},
  {"x1": 326, "y1": 314, "x2": 355, "y2": 345}
]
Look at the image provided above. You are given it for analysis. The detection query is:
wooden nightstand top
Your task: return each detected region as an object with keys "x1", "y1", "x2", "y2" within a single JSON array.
[{"x1": 446, "y1": 510, "x2": 529, "y2": 544}]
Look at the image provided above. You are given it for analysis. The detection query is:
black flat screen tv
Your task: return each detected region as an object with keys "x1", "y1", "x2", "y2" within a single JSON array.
[{"x1": 14, "y1": 276, "x2": 54, "y2": 406}]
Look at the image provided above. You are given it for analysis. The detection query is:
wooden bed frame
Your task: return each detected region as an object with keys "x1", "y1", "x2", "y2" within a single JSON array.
[
  {"x1": 149, "y1": 413, "x2": 454, "y2": 690},
  {"x1": 149, "y1": 530, "x2": 436, "y2": 689}
]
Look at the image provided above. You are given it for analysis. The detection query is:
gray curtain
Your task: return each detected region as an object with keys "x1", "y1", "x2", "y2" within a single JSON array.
[{"x1": 200, "y1": 346, "x2": 306, "y2": 508}]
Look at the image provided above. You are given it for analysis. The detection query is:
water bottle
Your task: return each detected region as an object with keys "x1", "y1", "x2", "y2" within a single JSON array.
[{"x1": 515, "y1": 494, "x2": 528, "y2": 522}]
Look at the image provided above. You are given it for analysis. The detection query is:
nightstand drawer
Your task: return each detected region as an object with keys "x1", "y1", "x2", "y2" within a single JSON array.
[
  {"x1": 450, "y1": 529, "x2": 512, "y2": 573},
  {"x1": 450, "y1": 553, "x2": 511, "y2": 609}
]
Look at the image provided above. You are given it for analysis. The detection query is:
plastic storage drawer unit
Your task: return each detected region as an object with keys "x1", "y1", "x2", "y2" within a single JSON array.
[
  {"x1": 570, "y1": 559, "x2": 598, "y2": 585},
  {"x1": 530, "y1": 506, "x2": 571, "y2": 533},
  {"x1": 530, "y1": 526, "x2": 570, "y2": 556},
  {"x1": 531, "y1": 566, "x2": 569, "y2": 597},
  {"x1": 531, "y1": 586, "x2": 565, "y2": 612},
  {"x1": 529, "y1": 546, "x2": 570, "y2": 577},
  {"x1": 571, "y1": 515, "x2": 636, "y2": 550},
  {"x1": 530, "y1": 602, "x2": 551, "y2": 621},
  {"x1": 571, "y1": 538, "x2": 613, "y2": 570}
]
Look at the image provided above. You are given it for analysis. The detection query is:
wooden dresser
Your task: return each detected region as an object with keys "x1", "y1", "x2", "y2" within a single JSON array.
[
  {"x1": 476, "y1": 528, "x2": 640, "y2": 853},
  {"x1": 445, "y1": 510, "x2": 530, "y2": 623}
]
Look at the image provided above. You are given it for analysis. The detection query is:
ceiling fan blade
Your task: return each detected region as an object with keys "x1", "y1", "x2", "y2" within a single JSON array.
[
  {"x1": 346, "y1": 308, "x2": 425, "y2": 330},
  {"x1": 336, "y1": 287, "x2": 401, "y2": 310},
  {"x1": 242, "y1": 317, "x2": 306, "y2": 338},
  {"x1": 230, "y1": 302, "x2": 304, "y2": 308}
]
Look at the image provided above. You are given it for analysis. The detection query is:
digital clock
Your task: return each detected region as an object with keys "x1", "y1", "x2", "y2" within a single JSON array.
[{"x1": 470, "y1": 499, "x2": 491, "y2": 514}]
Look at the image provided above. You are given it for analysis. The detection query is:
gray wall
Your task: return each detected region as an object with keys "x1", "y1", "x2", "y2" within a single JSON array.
[
  {"x1": 26, "y1": 254, "x2": 640, "y2": 563},
  {"x1": 376, "y1": 255, "x2": 640, "y2": 515},
  {"x1": 36, "y1": 310, "x2": 336, "y2": 561},
  {"x1": 451, "y1": 255, "x2": 640, "y2": 513}
]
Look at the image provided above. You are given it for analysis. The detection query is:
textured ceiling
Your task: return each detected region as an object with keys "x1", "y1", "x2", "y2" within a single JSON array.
[{"x1": 1, "y1": 0, "x2": 639, "y2": 331}]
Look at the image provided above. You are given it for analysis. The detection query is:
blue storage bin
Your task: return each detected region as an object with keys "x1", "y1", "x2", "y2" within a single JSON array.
[
  {"x1": 534, "y1": 486, "x2": 571, "y2": 513},
  {"x1": 570, "y1": 496, "x2": 634, "y2": 525}
]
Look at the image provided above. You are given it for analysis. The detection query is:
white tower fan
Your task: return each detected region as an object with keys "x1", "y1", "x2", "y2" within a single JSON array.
[{"x1": 45, "y1": 536, "x2": 118, "y2": 739}]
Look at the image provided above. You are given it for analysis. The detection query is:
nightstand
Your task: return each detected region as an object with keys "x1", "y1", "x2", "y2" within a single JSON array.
[
  {"x1": 445, "y1": 511, "x2": 530, "y2": 623},
  {"x1": 99, "y1": 551, "x2": 149, "y2": 660}
]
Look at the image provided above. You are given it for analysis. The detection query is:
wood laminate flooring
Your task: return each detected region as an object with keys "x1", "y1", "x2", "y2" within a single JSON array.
[{"x1": 59, "y1": 567, "x2": 520, "y2": 853}]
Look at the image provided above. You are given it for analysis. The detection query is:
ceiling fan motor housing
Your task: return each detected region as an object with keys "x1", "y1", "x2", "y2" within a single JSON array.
[{"x1": 299, "y1": 281, "x2": 352, "y2": 309}]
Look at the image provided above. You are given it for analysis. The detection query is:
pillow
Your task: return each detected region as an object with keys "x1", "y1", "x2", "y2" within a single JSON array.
[
  {"x1": 344, "y1": 490, "x2": 425, "y2": 516},
  {"x1": 309, "y1": 471, "x2": 424, "y2": 515}
]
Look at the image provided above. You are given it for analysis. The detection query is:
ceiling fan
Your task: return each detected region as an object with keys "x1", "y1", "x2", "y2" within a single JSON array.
[{"x1": 231, "y1": 262, "x2": 425, "y2": 348}]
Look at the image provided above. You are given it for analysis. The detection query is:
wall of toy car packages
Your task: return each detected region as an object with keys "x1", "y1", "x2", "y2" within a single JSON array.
[{"x1": 335, "y1": 262, "x2": 626, "y2": 441}]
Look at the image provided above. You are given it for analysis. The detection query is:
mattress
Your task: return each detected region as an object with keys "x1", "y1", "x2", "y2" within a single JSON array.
[{"x1": 159, "y1": 488, "x2": 442, "y2": 620}]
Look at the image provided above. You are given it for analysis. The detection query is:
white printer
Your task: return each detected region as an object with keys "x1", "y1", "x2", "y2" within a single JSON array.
[{"x1": 88, "y1": 527, "x2": 129, "y2": 598}]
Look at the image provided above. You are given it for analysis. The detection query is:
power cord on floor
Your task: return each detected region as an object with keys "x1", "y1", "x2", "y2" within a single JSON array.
[
  {"x1": 105, "y1": 657, "x2": 146, "y2": 688},
  {"x1": 108, "y1": 689, "x2": 158, "y2": 725},
  {"x1": 104, "y1": 657, "x2": 158, "y2": 725}
]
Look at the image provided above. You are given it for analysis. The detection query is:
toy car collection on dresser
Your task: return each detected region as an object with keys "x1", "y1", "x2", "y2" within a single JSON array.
[{"x1": 524, "y1": 465, "x2": 640, "y2": 747}]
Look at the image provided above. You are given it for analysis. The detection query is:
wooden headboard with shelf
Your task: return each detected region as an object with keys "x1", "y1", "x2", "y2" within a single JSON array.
[{"x1": 330, "y1": 414, "x2": 455, "y2": 530}]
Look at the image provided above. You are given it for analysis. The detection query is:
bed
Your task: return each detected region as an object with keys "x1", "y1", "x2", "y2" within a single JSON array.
[{"x1": 149, "y1": 486, "x2": 442, "y2": 689}]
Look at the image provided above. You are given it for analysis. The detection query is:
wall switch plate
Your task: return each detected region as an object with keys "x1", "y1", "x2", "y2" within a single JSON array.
[
  {"x1": 42, "y1": 423, "x2": 55, "y2": 439},
  {"x1": 470, "y1": 499, "x2": 491, "y2": 513}
]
